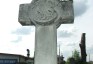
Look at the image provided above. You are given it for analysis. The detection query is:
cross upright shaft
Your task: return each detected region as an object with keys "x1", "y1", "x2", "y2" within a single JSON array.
[{"x1": 18, "y1": 0, "x2": 74, "y2": 64}]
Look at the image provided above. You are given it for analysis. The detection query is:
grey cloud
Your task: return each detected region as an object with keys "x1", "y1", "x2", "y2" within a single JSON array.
[
  {"x1": 66, "y1": 43, "x2": 76, "y2": 46},
  {"x1": 57, "y1": 30, "x2": 73, "y2": 38},
  {"x1": 74, "y1": 0, "x2": 88, "y2": 17},
  {"x1": 12, "y1": 26, "x2": 35, "y2": 35},
  {"x1": 57, "y1": 26, "x2": 77, "y2": 38}
]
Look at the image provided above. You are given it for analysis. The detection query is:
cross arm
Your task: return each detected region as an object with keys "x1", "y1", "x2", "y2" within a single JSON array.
[
  {"x1": 61, "y1": 1, "x2": 74, "y2": 24},
  {"x1": 18, "y1": 4, "x2": 34, "y2": 26},
  {"x1": 55, "y1": 1, "x2": 74, "y2": 28}
]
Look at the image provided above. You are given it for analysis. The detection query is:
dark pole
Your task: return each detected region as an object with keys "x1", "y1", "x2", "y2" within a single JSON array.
[{"x1": 79, "y1": 33, "x2": 87, "y2": 63}]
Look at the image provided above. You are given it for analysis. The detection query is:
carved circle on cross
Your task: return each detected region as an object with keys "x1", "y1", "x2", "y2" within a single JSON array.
[{"x1": 30, "y1": 1, "x2": 58, "y2": 26}]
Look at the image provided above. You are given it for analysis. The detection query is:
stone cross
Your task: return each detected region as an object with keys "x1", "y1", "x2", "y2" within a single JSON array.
[{"x1": 18, "y1": 0, "x2": 74, "y2": 64}]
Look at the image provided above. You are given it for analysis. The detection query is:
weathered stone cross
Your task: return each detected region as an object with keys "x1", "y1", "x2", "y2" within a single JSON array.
[{"x1": 18, "y1": 0, "x2": 74, "y2": 64}]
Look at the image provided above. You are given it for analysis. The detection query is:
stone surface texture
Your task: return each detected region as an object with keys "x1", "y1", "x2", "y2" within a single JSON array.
[
  {"x1": 35, "y1": 25, "x2": 57, "y2": 64},
  {"x1": 18, "y1": 0, "x2": 74, "y2": 64},
  {"x1": 18, "y1": 0, "x2": 74, "y2": 27}
]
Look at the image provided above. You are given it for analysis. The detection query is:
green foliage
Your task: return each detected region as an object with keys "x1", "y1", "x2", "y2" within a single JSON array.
[
  {"x1": 72, "y1": 49, "x2": 81, "y2": 62},
  {"x1": 65, "y1": 58, "x2": 70, "y2": 64},
  {"x1": 66, "y1": 57, "x2": 74, "y2": 64},
  {"x1": 66, "y1": 49, "x2": 81, "y2": 64}
]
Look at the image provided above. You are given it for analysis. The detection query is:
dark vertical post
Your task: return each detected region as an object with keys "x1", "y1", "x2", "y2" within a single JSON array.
[
  {"x1": 79, "y1": 33, "x2": 87, "y2": 63},
  {"x1": 27, "y1": 49, "x2": 30, "y2": 58}
]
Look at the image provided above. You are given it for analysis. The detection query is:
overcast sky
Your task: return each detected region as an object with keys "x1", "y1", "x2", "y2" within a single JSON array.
[{"x1": 0, "y1": 0, "x2": 93, "y2": 61}]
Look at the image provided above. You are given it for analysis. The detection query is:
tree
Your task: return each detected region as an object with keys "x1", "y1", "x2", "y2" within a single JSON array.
[
  {"x1": 66, "y1": 57, "x2": 75, "y2": 64},
  {"x1": 73, "y1": 50, "x2": 81, "y2": 64},
  {"x1": 72, "y1": 50, "x2": 81, "y2": 62},
  {"x1": 66, "y1": 49, "x2": 81, "y2": 64}
]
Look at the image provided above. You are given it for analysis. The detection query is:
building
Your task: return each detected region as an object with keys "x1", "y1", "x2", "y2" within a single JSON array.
[
  {"x1": 0, "y1": 53, "x2": 34, "y2": 64},
  {"x1": 57, "y1": 55, "x2": 66, "y2": 64}
]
